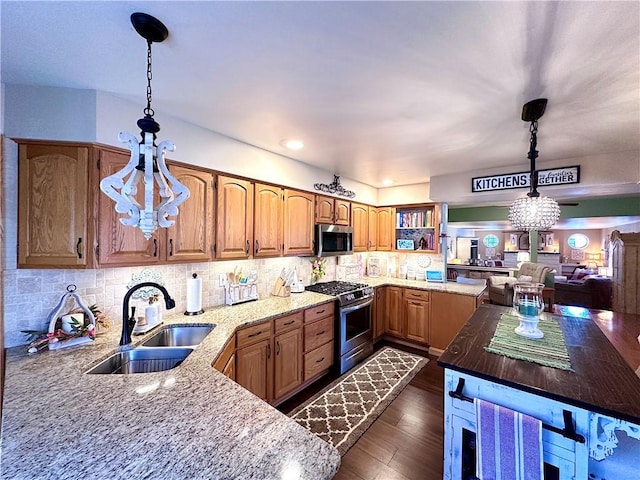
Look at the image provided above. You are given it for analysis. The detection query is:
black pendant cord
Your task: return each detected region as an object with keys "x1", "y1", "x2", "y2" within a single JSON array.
[
  {"x1": 528, "y1": 119, "x2": 540, "y2": 198},
  {"x1": 144, "y1": 39, "x2": 154, "y2": 120}
]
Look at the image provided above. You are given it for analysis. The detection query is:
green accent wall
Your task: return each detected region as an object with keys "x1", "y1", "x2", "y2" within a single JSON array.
[{"x1": 449, "y1": 195, "x2": 640, "y2": 223}]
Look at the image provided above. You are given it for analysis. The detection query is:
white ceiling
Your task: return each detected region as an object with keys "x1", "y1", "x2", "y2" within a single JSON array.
[{"x1": 1, "y1": 1, "x2": 639, "y2": 192}]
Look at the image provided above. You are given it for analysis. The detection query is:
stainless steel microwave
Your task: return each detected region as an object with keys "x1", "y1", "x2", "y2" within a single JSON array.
[{"x1": 315, "y1": 224, "x2": 353, "y2": 257}]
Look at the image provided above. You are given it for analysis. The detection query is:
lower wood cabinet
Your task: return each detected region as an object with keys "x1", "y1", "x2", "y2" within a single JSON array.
[
  {"x1": 404, "y1": 289, "x2": 430, "y2": 344},
  {"x1": 233, "y1": 308, "x2": 326, "y2": 406},
  {"x1": 384, "y1": 286, "x2": 404, "y2": 337},
  {"x1": 303, "y1": 303, "x2": 335, "y2": 382},
  {"x1": 373, "y1": 286, "x2": 386, "y2": 341},
  {"x1": 273, "y1": 316, "x2": 303, "y2": 401},
  {"x1": 429, "y1": 291, "x2": 477, "y2": 351}
]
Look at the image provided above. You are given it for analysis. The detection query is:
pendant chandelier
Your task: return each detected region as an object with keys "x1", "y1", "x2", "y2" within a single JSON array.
[
  {"x1": 100, "y1": 13, "x2": 189, "y2": 239},
  {"x1": 508, "y1": 98, "x2": 560, "y2": 231}
]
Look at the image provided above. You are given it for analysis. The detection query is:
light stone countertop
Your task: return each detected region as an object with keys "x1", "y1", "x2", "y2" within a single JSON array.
[
  {"x1": 0, "y1": 277, "x2": 483, "y2": 480},
  {"x1": 0, "y1": 292, "x2": 340, "y2": 480},
  {"x1": 362, "y1": 276, "x2": 486, "y2": 296}
]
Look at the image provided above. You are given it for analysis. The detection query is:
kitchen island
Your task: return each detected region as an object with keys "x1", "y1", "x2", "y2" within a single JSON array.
[
  {"x1": 438, "y1": 304, "x2": 640, "y2": 480},
  {"x1": 0, "y1": 292, "x2": 341, "y2": 480}
]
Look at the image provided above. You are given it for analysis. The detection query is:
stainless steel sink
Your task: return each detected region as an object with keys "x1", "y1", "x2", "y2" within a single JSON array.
[
  {"x1": 140, "y1": 324, "x2": 215, "y2": 348},
  {"x1": 85, "y1": 347, "x2": 193, "y2": 374}
]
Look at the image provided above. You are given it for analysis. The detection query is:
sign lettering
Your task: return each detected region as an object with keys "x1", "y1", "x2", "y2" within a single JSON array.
[{"x1": 471, "y1": 166, "x2": 580, "y2": 192}]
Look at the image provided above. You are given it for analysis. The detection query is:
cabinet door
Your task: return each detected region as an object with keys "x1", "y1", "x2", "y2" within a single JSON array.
[
  {"x1": 273, "y1": 327, "x2": 303, "y2": 401},
  {"x1": 405, "y1": 299, "x2": 429, "y2": 344},
  {"x1": 236, "y1": 338, "x2": 272, "y2": 402},
  {"x1": 315, "y1": 195, "x2": 335, "y2": 224},
  {"x1": 334, "y1": 199, "x2": 351, "y2": 226},
  {"x1": 18, "y1": 142, "x2": 89, "y2": 268},
  {"x1": 254, "y1": 183, "x2": 283, "y2": 257},
  {"x1": 385, "y1": 286, "x2": 404, "y2": 336},
  {"x1": 430, "y1": 291, "x2": 477, "y2": 350},
  {"x1": 283, "y1": 189, "x2": 314, "y2": 256},
  {"x1": 377, "y1": 207, "x2": 394, "y2": 251},
  {"x1": 216, "y1": 175, "x2": 253, "y2": 259},
  {"x1": 351, "y1": 203, "x2": 369, "y2": 252},
  {"x1": 368, "y1": 207, "x2": 379, "y2": 250},
  {"x1": 96, "y1": 148, "x2": 161, "y2": 266},
  {"x1": 166, "y1": 165, "x2": 214, "y2": 263},
  {"x1": 374, "y1": 286, "x2": 386, "y2": 340}
]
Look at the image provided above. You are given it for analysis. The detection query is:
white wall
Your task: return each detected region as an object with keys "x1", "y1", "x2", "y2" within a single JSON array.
[
  {"x1": 378, "y1": 183, "x2": 430, "y2": 206},
  {"x1": 3, "y1": 84, "x2": 97, "y2": 141},
  {"x1": 430, "y1": 151, "x2": 640, "y2": 206}
]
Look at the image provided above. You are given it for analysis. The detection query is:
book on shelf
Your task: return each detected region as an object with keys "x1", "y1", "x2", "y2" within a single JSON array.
[{"x1": 396, "y1": 209, "x2": 433, "y2": 228}]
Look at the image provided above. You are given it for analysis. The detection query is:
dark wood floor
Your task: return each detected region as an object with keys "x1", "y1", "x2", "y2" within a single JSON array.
[{"x1": 278, "y1": 342, "x2": 445, "y2": 480}]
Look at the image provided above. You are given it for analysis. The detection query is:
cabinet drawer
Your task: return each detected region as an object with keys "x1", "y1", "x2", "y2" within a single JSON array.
[
  {"x1": 236, "y1": 320, "x2": 273, "y2": 348},
  {"x1": 404, "y1": 288, "x2": 430, "y2": 302},
  {"x1": 274, "y1": 311, "x2": 303, "y2": 333},
  {"x1": 304, "y1": 316, "x2": 334, "y2": 353},
  {"x1": 212, "y1": 337, "x2": 235, "y2": 372},
  {"x1": 304, "y1": 342, "x2": 333, "y2": 380},
  {"x1": 304, "y1": 302, "x2": 334, "y2": 323}
]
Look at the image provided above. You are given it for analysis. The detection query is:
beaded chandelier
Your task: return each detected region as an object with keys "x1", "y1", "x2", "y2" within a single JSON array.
[{"x1": 508, "y1": 99, "x2": 560, "y2": 231}]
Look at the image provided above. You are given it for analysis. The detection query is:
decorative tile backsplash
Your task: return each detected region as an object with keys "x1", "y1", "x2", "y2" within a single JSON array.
[{"x1": 3, "y1": 251, "x2": 443, "y2": 347}]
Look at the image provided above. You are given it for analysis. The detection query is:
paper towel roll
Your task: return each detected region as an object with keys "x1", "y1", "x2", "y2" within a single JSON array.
[{"x1": 186, "y1": 274, "x2": 203, "y2": 313}]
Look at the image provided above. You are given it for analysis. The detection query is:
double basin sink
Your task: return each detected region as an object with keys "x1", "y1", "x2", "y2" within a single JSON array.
[{"x1": 86, "y1": 324, "x2": 215, "y2": 375}]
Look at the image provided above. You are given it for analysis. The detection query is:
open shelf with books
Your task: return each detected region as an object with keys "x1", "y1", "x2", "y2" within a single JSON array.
[{"x1": 394, "y1": 204, "x2": 440, "y2": 253}]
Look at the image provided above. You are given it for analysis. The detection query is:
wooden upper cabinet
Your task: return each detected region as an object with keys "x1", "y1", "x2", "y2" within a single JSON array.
[
  {"x1": 368, "y1": 207, "x2": 379, "y2": 251},
  {"x1": 18, "y1": 142, "x2": 90, "y2": 268},
  {"x1": 284, "y1": 189, "x2": 314, "y2": 256},
  {"x1": 377, "y1": 207, "x2": 394, "y2": 251},
  {"x1": 351, "y1": 203, "x2": 369, "y2": 252},
  {"x1": 96, "y1": 148, "x2": 160, "y2": 266},
  {"x1": 315, "y1": 195, "x2": 350, "y2": 225},
  {"x1": 334, "y1": 199, "x2": 351, "y2": 226},
  {"x1": 216, "y1": 175, "x2": 254, "y2": 259},
  {"x1": 254, "y1": 183, "x2": 283, "y2": 257},
  {"x1": 165, "y1": 165, "x2": 215, "y2": 263}
]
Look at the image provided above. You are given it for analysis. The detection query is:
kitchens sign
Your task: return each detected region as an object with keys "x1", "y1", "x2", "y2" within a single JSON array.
[{"x1": 471, "y1": 166, "x2": 580, "y2": 193}]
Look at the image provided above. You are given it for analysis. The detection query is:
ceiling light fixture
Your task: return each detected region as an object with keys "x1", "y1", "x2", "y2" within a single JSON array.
[
  {"x1": 282, "y1": 139, "x2": 304, "y2": 150},
  {"x1": 381, "y1": 179, "x2": 394, "y2": 186},
  {"x1": 100, "y1": 12, "x2": 189, "y2": 240},
  {"x1": 508, "y1": 98, "x2": 560, "y2": 231}
]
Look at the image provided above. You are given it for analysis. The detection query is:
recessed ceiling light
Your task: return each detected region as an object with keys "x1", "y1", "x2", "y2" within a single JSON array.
[
  {"x1": 282, "y1": 139, "x2": 304, "y2": 150},
  {"x1": 381, "y1": 179, "x2": 394, "y2": 186}
]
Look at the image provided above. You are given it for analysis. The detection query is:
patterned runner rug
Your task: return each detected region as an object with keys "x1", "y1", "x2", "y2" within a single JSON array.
[{"x1": 288, "y1": 347, "x2": 428, "y2": 455}]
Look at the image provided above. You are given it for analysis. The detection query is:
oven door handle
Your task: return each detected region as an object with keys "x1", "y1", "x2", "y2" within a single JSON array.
[{"x1": 340, "y1": 297, "x2": 373, "y2": 315}]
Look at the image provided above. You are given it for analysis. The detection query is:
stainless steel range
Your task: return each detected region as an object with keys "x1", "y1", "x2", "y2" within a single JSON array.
[{"x1": 305, "y1": 280, "x2": 374, "y2": 374}]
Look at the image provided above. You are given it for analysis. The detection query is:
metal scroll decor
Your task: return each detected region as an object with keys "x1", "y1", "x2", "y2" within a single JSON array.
[{"x1": 314, "y1": 175, "x2": 356, "y2": 198}]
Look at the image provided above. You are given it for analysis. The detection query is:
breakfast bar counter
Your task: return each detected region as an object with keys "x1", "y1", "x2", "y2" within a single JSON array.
[{"x1": 0, "y1": 292, "x2": 341, "y2": 480}]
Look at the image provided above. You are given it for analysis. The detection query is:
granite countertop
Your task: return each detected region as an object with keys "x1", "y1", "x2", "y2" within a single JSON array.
[
  {"x1": 1, "y1": 292, "x2": 340, "y2": 480},
  {"x1": 438, "y1": 304, "x2": 640, "y2": 424},
  {"x1": 362, "y1": 276, "x2": 486, "y2": 296}
]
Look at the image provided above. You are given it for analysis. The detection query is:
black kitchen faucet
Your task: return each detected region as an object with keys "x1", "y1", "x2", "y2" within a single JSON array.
[{"x1": 120, "y1": 282, "x2": 176, "y2": 345}]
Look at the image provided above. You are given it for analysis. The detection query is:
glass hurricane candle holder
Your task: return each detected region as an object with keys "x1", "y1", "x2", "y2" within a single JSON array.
[{"x1": 512, "y1": 282, "x2": 545, "y2": 339}]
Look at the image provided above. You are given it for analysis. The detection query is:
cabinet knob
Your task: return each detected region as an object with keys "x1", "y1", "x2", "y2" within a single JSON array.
[
  {"x1": 255, "y1": 240, "x2": 259, "y2": 254},
  {"x1": 152, "y1": 239, "x2": 158, "y2": 257},
  {"x1": 76, "y1": 238, "x2": 83, "y2": 259},
  {"x1": 169, "y1": 239, "x2": 174, "y2": 256}
]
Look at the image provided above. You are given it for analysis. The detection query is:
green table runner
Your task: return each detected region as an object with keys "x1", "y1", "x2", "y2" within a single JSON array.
[{"x1": 485, "y1": 314, "x2": 573, "y2": 371}]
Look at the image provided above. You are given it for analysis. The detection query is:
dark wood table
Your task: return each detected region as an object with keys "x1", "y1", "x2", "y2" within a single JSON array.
[{"x1": 438, "y1": 304, "x2": 640, "y2": 425}]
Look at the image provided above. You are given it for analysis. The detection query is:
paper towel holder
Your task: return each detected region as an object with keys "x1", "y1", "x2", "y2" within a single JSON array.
[{"x1": 185, "y1": 273, "x2": 205, "y2": 316}]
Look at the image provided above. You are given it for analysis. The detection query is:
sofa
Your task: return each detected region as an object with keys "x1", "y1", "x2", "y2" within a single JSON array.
[
  {"x1": 554, "y1": 274, "x2": 613, "y2": 310},
  {"x1": 487, "y1": 262, "x2": 553, "y2": 307}
]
